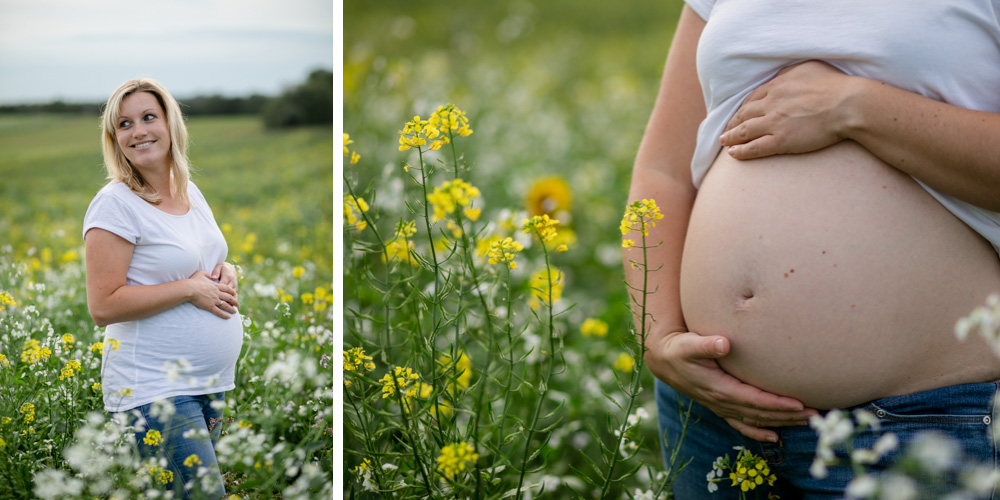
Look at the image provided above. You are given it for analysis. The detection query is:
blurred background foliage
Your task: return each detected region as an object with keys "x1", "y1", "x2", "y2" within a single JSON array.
[{"x1": 343, "y1": 0, "x2": 684, "y2": 351}]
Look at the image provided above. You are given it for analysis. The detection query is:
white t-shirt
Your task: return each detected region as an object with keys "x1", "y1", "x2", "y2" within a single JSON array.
[
  {"x1": 684, "y1": 0, "x2": 1000, "y2": 253},
  {"x1": 83, "y1": 182, "x2": 243, "y2": 412}
]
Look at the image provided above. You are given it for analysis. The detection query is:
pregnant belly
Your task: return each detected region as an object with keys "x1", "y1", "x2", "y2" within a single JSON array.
[{"x1": 680, "y1": 141, "x2": 1000, "y2": 409}]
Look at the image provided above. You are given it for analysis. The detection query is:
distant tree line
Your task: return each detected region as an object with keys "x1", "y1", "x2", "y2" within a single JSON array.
[{"x1": 0, "y1": 69, "x2": 332, "y2": 129}]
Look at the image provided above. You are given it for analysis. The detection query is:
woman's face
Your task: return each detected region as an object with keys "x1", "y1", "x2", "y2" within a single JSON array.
[{"x1": 116, "y1": 91, "x2": 170, "y2": 170}]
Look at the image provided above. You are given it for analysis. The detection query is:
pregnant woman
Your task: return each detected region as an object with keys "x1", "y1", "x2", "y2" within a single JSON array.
[
  {"x1": 84, "y1": 78, "x2": 243, "y2": 499},
  {"x1": 626, "y1": 2, "x2": 1000, "y2": 497}
]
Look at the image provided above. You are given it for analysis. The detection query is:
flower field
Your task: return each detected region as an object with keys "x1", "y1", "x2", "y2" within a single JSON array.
[
  {"x1": 342, "y1": 1, "x2": 688, "y2": 497},
  {"x1": 0, "y1": 113, "x2": 333, "y2": 498},
  {"x1": 343, "y1": 1, "x2": 1000, "y2": 499}
]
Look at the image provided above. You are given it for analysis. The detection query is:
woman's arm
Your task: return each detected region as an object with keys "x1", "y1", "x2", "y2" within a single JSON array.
[
  {"x1": 720, "y1": 61, "x2": 1000, "y2": 211},
  {"x1": 85, "y1": 228, "x2": 239, "y2": 327},
  {"x1": 627, "y1": 6, "x2": 816, "y2": 442}
]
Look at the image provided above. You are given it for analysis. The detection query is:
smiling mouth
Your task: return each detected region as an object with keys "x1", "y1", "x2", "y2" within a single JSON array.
[{"x1": 131, "y1": 141, "x2": 156, "y2": 149}]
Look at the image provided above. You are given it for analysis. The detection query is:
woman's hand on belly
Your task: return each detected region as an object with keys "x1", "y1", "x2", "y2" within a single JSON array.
[
  {"x1": 720, "y1": 61, "x2": 853, "y2": 160},
  {"x1": 186, "y1": 270, "x2": 240, "y2": 319},
  {"x1": 646, "y1": 329, "x2": 819, "y2": 442}
]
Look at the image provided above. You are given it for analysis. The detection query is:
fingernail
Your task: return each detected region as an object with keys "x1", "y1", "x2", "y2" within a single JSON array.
[
  {"x1": 728, "y1": 146, "x2": 737, "y2": 157},
  {"x1": 715, "y1": 338, "x2": 725, "y2": 355},
  {"x1": 767, "y1": 436, "x2": 778, "y2": 443}
]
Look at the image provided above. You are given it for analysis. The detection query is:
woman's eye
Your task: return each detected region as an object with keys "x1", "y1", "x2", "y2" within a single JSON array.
[
  {"x1": 119, "y1": 120, "x2": 131, "y2": 128},
  {"x1": 143, "y1": 114, "x2": 155, "y2": 121}
]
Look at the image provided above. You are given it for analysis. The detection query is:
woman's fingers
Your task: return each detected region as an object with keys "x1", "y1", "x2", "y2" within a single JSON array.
[{"x1": 725, "y1": 417, "x2": 780, "y2": 442}]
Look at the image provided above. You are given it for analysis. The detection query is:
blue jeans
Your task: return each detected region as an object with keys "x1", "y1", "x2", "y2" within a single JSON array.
[
  {"x1": 655, "y1": 379, "x2": 999, "y2": 499},
  {"x1": 119, "y1": 393, "x2": 227, "y2": 499}
]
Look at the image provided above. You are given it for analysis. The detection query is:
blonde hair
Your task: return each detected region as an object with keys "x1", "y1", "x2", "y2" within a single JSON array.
[{"x1": 100, "y1": 78, "x2": 190, "y2": 205}]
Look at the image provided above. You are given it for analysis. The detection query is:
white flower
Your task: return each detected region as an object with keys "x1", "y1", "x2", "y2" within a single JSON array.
[
  {"x1": 853, "y1": 409, "x2": 881, "y2": 431},
  {"x1": 960, "y1": 465, "x2": 1000, "y2": 495},
  {"x1": 909, "y1": 432, "x2": 960, "y2": 475},
  {"x1": 810, "y1": 458, "x2": 828, "y2": 479},
  {"x1": 845, "y1": 474, "x2": 878, "y2": 499},
  {"x1": 872, "y1": 432, "x2": 898, "y2": 457},
  {"x1": 880, "y1": 473, "x2": 918, "y2": 500},
  {"x1": 633, "y1": 488, "x2": 654, "y2": 500}
]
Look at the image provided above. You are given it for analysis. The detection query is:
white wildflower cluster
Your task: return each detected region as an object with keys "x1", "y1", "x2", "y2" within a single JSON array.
[
  {"x1": 809, "y1": 409, "x2": 897, "y2": 480},
  {"x1": 614, "y1": 408, "x2": 649, "y2": 459},
  {"x1": 955, "y1": 293, "x2": 1000, "y2": 357}
]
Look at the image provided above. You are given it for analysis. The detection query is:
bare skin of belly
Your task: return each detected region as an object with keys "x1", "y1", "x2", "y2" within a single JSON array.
[{"x1": 680, "y1": 140, "x2": 1000, "y2": 409}]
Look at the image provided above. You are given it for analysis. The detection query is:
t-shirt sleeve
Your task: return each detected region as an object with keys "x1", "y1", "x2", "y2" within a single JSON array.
[
  {"x1": 82, "y1": 190, "x2": 141, "y2": 244},
  {"x1": 684, "y1": 0, "x2": 714, "y2": 21}
]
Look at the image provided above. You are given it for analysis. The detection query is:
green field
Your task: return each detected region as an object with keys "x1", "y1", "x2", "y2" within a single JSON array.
[
  {"x1": 0, "y1": 114, "x2": 333, "y2": 498},
  {"x1": 0, "y1": 113, "x2": 333, "y2": 272}
]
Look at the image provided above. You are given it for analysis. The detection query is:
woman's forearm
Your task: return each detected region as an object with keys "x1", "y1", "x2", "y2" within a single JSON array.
[
  {"x1": 89, "y1": 279, "x2": 193, "y2": 327},
  {"x1": 842, "y1": 77, "x2": 1000, "y2": 211}
]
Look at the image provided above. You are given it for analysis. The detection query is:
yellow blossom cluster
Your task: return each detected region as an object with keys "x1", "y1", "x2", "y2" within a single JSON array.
[
  {"x1": 343, "y1": 347, "x2": 376, "y2": 388},
  {"x1": 427, "y1": 179, "x2": 481, "y2": 223},
  {"x1": 343, "y1": 133, "x2": 361, "y2": 165},
  {"x1": 184, "y1": 454, "x2": 203, "y2": 468},
  {"x1": 522, "y1": 215, "x2": 560, "y2": 243},
  {"x1": 143, "y1": 429, "x2": 163, "y2": 447},
  {"x1": 89, "y1": 339, "x2": 121, "y2": 355},
  {"x1": 487, "y1": 237, "x2": 524, "y2": 270},
  {"x1": 92, "y1": 382, "x2": 102, "y2": 391},
  {"x1": 343, "y1": 194, "x2": 370, "y2": 233},
  {"x1": 293, "y1": 266, "x2": 305, "y2": 279},
  {"x1": 436, "y1": 441, "x2": 479, "y2": 480},
  {"x1": 0, "y1": 354, "x2": 8, "y2": 367},
  {"x1": 429, "y1": 104, "x2": 474, "y2": 139},
  {"x1": 528, "y1": 267, "x2": 564, "y2": 310},
  {"x1": 20, "y1": 339, "x2": 52, "y2": 364},
  {"x1": 613, "y1": 353, "x2": 635, "y2": 373},
  {"x1": 20, "y1": 403, "x2": 35, "y2": 423},
  {"x1": 395, "y1": 220, "x2": 417, "y2": 239},
  {"x1": 59, "y1": 360, "x2": 82, "y2": 381},
  {"x1": 383, "y1": 239, "x2": 416, "y2": 266},
  {"x1": 620, "y1": 199, "x2": 665, "y2": 247},
  {"x1": 60, "y1": 334, "x2": 75, "y2": 347},
  {"x1": 730, "y1": 450, "x2": 777, "y2": 492},
  {"x1": 378, "y1": 366, "x2": 421, "y2": 405},
  {"x1": 581, "y1": 318, "x2": 609, "y2": 338},
  {"x1": 0, "y1": 291, "x2": 16, "y2": 312},
  {"x1": 148, "y1": 466, "x2": 173, "y2": 485},
  {"x1": 438, "y1": 351, "x2": 472, "y2": 393},
  {"x1": 417, "y1": 383, "x2": 454, "y2": 418},
  {"x1": 398, "y1": 104, "x2": 473, "y2": 152}
]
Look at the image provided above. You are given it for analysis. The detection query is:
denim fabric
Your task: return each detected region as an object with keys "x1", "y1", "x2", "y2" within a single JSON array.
[
  {"x1": 655, "y1": 379, "x2": 999, "y2": 499},
  {"x1": 122, "y1": 393, "x2": 227, "y2": 499}
]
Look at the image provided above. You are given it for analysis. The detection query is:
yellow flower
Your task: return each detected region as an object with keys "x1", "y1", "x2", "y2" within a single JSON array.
[
  {"x1": 0, "y1": 437, "x2": 5, "y2": 448},
  {"x1": 395, "y1": 220, "x2": 417, "y2": 239},
  {"x1": 108, "y1": 339, "x2": 121, "y2": 351},
  {"x1": 378, "y1": 366, "x2": 421, "y2": 405},
  {"x1": 149, "y1": 466, "x2": 173, "y2": 485},
  {"x1": 19, "y1": 403, "x2": 35, "y2": 423},
  {"x1": 620, "y1": 199, "x2": 665, "y2": 239},
  {"x1": 581, "y1": 318, "x2": 609, "y2": 338},
  {"x1": 237, "y1": 420, "x2": 253, "y2": 429},
  {"x1": 59, "y1": 360, "x2": 82, "y2": 381},
  {"x1": 343, "y1": 133, "x2": 361, "y2": 163},
  {"x1": 487, "y1": 237, "x2": 524, "y2": 270},
  {"x1": 522, "y1": 215, "x2": 560, "y2": 243},
  {"x1": 622, "y1": 239, "x2": 635, "y2": 249},
  {"x1": 20, "y1": 339, "x2": 52, "y2": 364},
  {"x1": 426, "y1": 178, "x2": 481, "y2": 222},
  {"x1": 343, "y1": 194, "x2": 370, "y2": 233},
  {"x1": 59, "y1": 249, "x2": 79, "y2": 264},
  {"x1": 292, "y1": 266, "x2": 305, "y2": 279},
  {"x1": 0, "y1": 292, "x2": 17, "y2": 308},
  {"x1": 398, "y1": 115, "x2": 443, "y2": 151},
  {"x1": 528, "y1": 267, "x2": 564, "y2": 310},
  {"x1": 184, "y1": 454, "x2": 203, "y2": 467},
  {"x1": 613, "y1": 353, "x2": 635, "y2": 373},
  {"x1": 437, "y1": 441, "x2": 479, "y2": 480},
  {"x1": 143, "y1": 429, "x2": 163, "y2": 447},
  {"x1": 526, "y1": 176, "x2": 572, "y2": 218},
  {"x1": 92, "y1": 382, "x2": 102, "y2": 391},
  {"x1": 60, "y1": 334, "x2": 75, "y2": 346},
  {"x1": 445, "y1": 220, "x2": 463, "y2": 238},
  {"x1": 438, "y1": 351, "x2": 472, "y2": 393},
  {"x1": 0, "y1": 354, "x2": 8, "y2": 367},
  {"x1": 427, "y1": 104, "x2": 474, "y2": 139},
  {"x1": 463, "y1": 207, "x2": 481, "y2": 222},
  {"x1": 301, "y1": 293, "x2": 314, "y2": 305},
  {"x1": 343, "y1": 347, "x2": 376, "y2": 373},
  {"x1": 383, "y1": 239, "x2": 417, "y2": 266},
  {"x1": 555, "y1": 244, "x2": 569, "y2": 252}
]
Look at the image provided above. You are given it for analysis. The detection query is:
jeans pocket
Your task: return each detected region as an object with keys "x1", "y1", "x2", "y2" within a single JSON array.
[{"x1": 864, "y1": 382, "x2": 997, "y2": 426}]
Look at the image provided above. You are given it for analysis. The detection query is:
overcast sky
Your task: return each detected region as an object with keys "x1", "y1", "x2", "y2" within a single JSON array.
[{"x1": 0, "y1": 0, "x2": 335, "y2": 105}]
